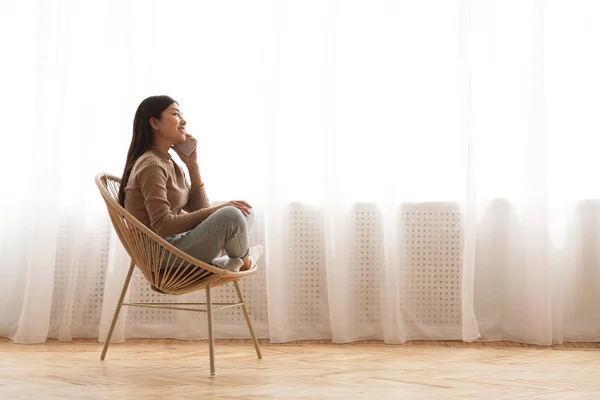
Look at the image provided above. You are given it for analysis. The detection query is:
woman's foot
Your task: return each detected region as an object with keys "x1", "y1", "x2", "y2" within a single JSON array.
[
  {"x1": 240, "y1": 245, "x2": 264, "y2": 271},
  {"x1": 212, "y1": 256, "x2": 244, "y2": 272}
]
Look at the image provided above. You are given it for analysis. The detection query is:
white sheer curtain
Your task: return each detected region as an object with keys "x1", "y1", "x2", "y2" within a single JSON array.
[{"x1": 1, "y1": 0, "x2": 599, "y2": 345}]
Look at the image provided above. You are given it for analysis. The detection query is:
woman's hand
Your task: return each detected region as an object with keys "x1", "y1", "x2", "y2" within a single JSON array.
[
  {"x1": 172, "y1": 133, "x2": 198, "y2": 167},
  {"x1": 220, "y1": 200, "x2": 252, "y2": 217}
]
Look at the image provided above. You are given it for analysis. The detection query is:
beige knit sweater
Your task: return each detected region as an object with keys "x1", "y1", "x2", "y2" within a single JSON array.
[{"x1": 124, "y1": 148, "x2": 212, "y2": 237}]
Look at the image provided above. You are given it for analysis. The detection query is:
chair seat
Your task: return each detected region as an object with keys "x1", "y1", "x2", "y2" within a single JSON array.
[{"x1": 149, "y1": 263, "x2": 216, "y2": 295}]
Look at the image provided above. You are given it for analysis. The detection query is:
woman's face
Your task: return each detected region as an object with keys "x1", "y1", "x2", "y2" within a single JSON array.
[{"x1": 151, "y1": 103, "x2": 187, "y2": 144}]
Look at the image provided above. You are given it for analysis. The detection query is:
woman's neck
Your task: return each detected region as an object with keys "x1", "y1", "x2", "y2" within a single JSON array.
[{"x1": 152, "y1": 137, "x2": 172, "y2": 154}]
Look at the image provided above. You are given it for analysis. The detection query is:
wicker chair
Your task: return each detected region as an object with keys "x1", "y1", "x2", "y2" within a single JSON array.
[{"x1": 95, "y1": 173, "x2": 262, "y2": 376}]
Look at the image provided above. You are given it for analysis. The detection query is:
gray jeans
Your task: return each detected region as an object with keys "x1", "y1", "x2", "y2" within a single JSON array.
[{"x1": 164, "y1": 206, "x2": 254, "y2": 265}]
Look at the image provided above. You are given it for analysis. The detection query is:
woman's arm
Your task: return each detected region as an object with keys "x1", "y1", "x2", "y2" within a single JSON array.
[
  {"x1": 172, "y1": 134, "x2": 210, "y2": 212},
  {"x1": 184, "y1": 163, "x2": 210, "y2": 212},
  {"x1": 138, "y1": 158, "x2": 218, "y2": 237},
  {"x1": 187, "y1": 163, "x2": 203, "y2": 188}
]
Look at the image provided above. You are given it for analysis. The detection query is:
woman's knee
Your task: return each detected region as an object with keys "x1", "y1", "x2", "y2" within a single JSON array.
[{"x1": 214, "y1": 206, "x2": 246, "y2": 227}]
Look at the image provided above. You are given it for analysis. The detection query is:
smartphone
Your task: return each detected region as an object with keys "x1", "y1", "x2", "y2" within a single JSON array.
[{"x1": 173, "y1": 136, "x2": 197, "y2": 157}]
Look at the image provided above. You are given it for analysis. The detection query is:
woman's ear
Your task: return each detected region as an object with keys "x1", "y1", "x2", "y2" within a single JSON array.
[{"x1": 149, "y1": 117, "x2": 160, "y2": 130}]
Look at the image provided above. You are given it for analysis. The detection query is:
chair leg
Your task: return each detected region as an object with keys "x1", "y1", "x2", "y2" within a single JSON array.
[
  {"x1": 101, "y1": 260, "x2": 135, "y2": 361},
  {"x1": 205, "y1": 282, "x2": 216, "y2": 376},
  {"x1": 234, "y1": 280, "x2": 262, "y2": 359}
]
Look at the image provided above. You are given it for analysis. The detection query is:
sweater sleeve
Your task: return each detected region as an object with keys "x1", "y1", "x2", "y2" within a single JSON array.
[
  {"x1": 137, "y1": 159, "x2": 214, "y2": 237},
  {"x1": 180, "y1": 165, "x2": 210, "y2": 212},
  {"x1": 186, "y1": 185, "x2": 210, "y2": 212}
]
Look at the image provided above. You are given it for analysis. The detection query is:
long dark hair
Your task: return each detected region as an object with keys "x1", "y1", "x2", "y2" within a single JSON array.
[{"x1": 118, "y1": 95, "x2": 177, "y2": 206}]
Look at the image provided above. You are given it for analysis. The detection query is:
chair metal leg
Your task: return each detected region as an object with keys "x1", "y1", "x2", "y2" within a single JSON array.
[
  {"x1": 234, "y1": 280, "x2": 262, "y2": 359},
  {"x1": 101, "y1": 260, "x2": 135, "y2": 361},
  {"x1": 205, "y1": 282, "x2": 216, "y2": 376}
]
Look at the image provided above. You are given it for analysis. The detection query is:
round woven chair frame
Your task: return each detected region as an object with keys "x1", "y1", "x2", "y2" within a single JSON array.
[{"x1": 95, "y1": 173, "x2": 262, "y2": 376}]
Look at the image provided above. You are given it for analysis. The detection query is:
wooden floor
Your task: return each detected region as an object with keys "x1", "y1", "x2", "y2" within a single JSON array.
[{"x1": 1, "y1": 338, "x2": 600, "y2": 400}]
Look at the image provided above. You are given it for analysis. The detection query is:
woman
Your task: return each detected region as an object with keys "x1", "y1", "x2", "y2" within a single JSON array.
[{"x1": 119, "y1": 95, "x2": 263, "y2": 272}]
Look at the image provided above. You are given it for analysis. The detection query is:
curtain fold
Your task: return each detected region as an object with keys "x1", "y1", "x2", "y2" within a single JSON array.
[{"x1": 2, "y1": 0, "x2": 600, "y2": 345}]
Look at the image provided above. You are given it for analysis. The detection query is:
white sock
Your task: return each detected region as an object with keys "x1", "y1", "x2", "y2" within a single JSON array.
[
  {"x1": 246, "y1": 245, "x2": 265, "y2": 270},
  {"x1": 212, "y1": 256, "x2": 244, "y2": 272}
]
